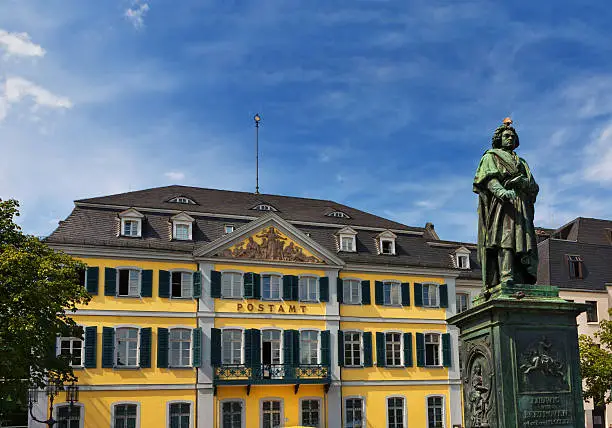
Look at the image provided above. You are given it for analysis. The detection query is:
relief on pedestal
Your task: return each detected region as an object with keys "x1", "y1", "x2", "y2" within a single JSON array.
[
  {"x1": 517, "y1": 335, "x2": 568, "y2": 392},
  {"x1": 462, "y1": 335, "x2": 496, "y2": 428}
]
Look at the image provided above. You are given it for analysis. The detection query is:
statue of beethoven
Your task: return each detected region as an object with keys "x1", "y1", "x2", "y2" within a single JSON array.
[{"x1": 473, "y1": 118, "x2": 539, "y2": 295}]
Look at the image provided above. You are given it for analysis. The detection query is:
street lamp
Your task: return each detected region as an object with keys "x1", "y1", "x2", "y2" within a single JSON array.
[{"x1": 28, "y1": 381, "x2": 79, "y2": 427}]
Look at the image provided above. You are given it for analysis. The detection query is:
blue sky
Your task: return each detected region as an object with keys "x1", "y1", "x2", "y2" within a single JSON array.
[{"x1": 1, "y1": 0, "x2": 611, "y2": 243}]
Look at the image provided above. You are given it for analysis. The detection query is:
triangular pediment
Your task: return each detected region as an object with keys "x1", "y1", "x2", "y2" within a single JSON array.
[
  {"x1": 336, "y1": 226, "x2": 357, "y2": 236},
  {"x1": 118, "y1": 208, "x2": 144, "y2": 218},
  {"x1": 170, "y1": 212, "x2": 195, "y2": 222},
  {"x1": 455, "y1": 246, "x2": 471, "y2": 254},
  {"x1": 193, "y1": 213, "x2": 344, "y2": 266},
  {"x1": 376, "y1": 229, "x2": 397, "y2": 239}
]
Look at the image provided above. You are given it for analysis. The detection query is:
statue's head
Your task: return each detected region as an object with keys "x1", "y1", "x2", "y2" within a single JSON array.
[
  {"x1": 473, "y1": 362, "x2": 482, "y2": 375},
  {"x1": 492, "y1": 117, "x2": 520, "y2": 150}
]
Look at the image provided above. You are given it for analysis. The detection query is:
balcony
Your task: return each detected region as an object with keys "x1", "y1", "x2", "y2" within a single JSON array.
[{"x1": 213, "y1": 364, "x2": 330, "y2": 392}]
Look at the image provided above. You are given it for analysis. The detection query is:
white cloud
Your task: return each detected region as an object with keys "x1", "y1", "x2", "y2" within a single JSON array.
[
  {"x1": 583, "y1": 122, "x2": 612, "y2": 182},
  {"x1": 0, "y1": 29, "x2": 45, "y2": 58},
  {"x1": 0, "y1": 77, "x2": 72, "y2": 121},
  {"x1": 125, "y1": 3, "x2": 150, "y2": 29},
  {"x1": 164, "y1": 171, "x2": 185, "y2": 181}
]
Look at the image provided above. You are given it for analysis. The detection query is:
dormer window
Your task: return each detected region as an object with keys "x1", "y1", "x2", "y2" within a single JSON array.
[
  {"x1": 170, "y1": 212, "x2": 194, "y2": 241},
  {"x1": 454, "y1": 247, "x2": 471, "y2": 269},
  {"x1": 336, "y1": 226, "x2": 357, "y2": 253},
  {"x1": 169, "y1": 196, "x2": 196, "y2": 205},
  {"x1": 225, "y1": 225, "x2": 235, "y2": 234},
  {"x1": 327, "y1": 210, "x2": 351, "y2": 219},
  {"x1": 377, "y1": 230, "x2": 397, "y2": 255},
  {"x1": 118, "y1": 208, "x2": 144, "y2": 238},
  {"x1": 251, "y1": 203, "x2": 277, "y2": 212}
]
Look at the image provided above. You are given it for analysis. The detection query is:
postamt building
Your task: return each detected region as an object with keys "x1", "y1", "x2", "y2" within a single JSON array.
[{"x1": 40, "y1": 185, "x2": 468, "y2": 428}]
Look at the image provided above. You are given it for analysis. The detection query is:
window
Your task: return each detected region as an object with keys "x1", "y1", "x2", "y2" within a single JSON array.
[
  {"x1": 340, "y1": 236, "x2": 355, "y2": 252},
  {"x1": 299, "y1": 276, "x2": 319, "y2": 302},
  {"x1": 262, "y1": 275, "x2": 281, "y2": 300},
  {"x1": 344, "y1": 332, "x2": 362, "y2": 367},
  {"x1": 387, "y1": 397, "x2": 405, "y2": 428},
  {"x1": 586, "y1": 301, "x2": 598, "y2": 323},
  {"x1": 300, "y1": 330, "x2": 319, "y2": 365},
  {"x1": 221, "y1": 272, "x2": 243, "y2": 298},
  {"x1": 301, "y1": 399, "x2": 320, "y2": 428},
  {"x1": 568, "y1": 255, "x2": 584, "y2": 279},
  {"x1": 174, "y1": 223, "x2": 191, "y2": 240},
  {"x1": 427, "y1": 396, "x2": 444, "y2": 428},
  {"x1": 221, "y1": 401, "x2": 243, "y2": 428},
  {"x1": 169, "y1": 196, "x2": 195, "y2": 204},
  {"x1": 456, "y1": 254, "x2": 470, "y2": 269},
  {"x1": 225, "y1": 225, "x2": 235, "y2": 234},
  {"x1": 168, "y1": 402, "x2": 190, "y2": 428},
  {"x1": 58, "y1": 337, "x2": 84, "y2": 367},
  {"x1": 383, "y1": 282, "x2": 401, "y2": 306},
  {"x1": 56, "y1": 404, "x2": 81, "y2": 428},
  {"x1": 385, "y1": 333, "x2": 402, "y2": 367},
  {"x1": 261, "y1": 329, "x2": 282, "y2": 366},
  {"x1": 122, "y1": 219, "x2": 140, "y2": 237},
  {"x1": 328, "y1": 211, "x2": 350, "y2": 219},
  {"x1": 117, "y1": 269, "x2": 140, "y2": 297},
  {"x1": 345, "y1": 398, "x2": 364, "y2": 428},
  {"x1": 253, "y1": 204, "x2": 277, "y2": 212},
  {"x1": 456, "y1": 293, "x2": 469, "y2": 313},
  {"x1": 261, "y1": 400, "x2": 282, "y2": 428},
  {"x1": 222, "y1": 329, "x2": 243, "y2": 364},
  {"x1": 343, "y1": 280, "x2": 361, "y2": 305},
  {"x1": 114, "y1": 403, "x2": 138, "y2": 428},
  {"x1": 171, "y1": 272, "x2": 193, "y2": 298},
  {"x1": 425, "y1": 333, "x2": 441, "y2": 366},
  {"x1": 116, "y1": 327, "x2": 139, "y2": 367},
  {"x1": 381, "y1": 240, "x2": 395, "y2": 255},
  {"x1": 169, "y1": 329, "x2": 191, "y2": 367},
  {"x1": 423, "y1": 284, "x2": 439, "y2": 307}
]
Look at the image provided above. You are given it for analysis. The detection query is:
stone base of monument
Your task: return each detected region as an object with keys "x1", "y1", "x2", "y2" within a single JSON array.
[{"x1": 448, "y1": 285, "x2": 587, "y2": 428}]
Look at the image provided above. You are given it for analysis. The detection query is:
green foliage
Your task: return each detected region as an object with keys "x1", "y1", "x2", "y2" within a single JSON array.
[
  {"x1": 0, "y1": 199, "x2": 91, "y2": 415},
  {"x1": 579, "y1": 309, "x2": 612, "y2": 405}
]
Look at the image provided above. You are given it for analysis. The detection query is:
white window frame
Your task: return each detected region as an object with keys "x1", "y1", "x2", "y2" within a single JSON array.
[
  {"x1": 343, "y1": 278, "x2": 362, "y2": 305},
  {"x1": 380, "y1": 238, "x2": 396, "y2": 255},
  {"x1": 385, "y1": 395, "x2": 407, "y2": 428},
  {"x1": 53, "y1": 403, "x2": 85, "y2": 428},
  {"x1": 260, "y1": 327, "x2": 284, "y2": 365},
  {"x1": 422, "y1": 283, "x2": 440, "y2": 308},
  {"x1": 456, "y1": 254, "x2": 470, "y2": 269},
  {"x1": 224, "y1": 224, "x2": 235, "y2": 234},
  {"x1": 168, "y1": 327, "x2": 193, "y2": 368},
  {"x1": 340, "y1": 235, "x2": 356, "y2": 252},
  {"x1": 298, "y1": 275, "x2": 319, "y2": 302},
  {"x1": 121, "y1": 218, "x2": 141, "y2": 237},
  {"x1": 343, "y1": 330, "x2": 363, "y2": 367},
  {"x1": 114, "y1": 326, "x2": 140, "y2": 368},
  {"x1": 221, "y1": 271, "x2": 244, "y2": 299},
  {"x1": 169, "y1": 196, "x2": 195, "y2": 204},
  {"x1": 299, "y1": 397, "x2": 322, "y2": 428},
  {"x1": 261, "y1": 273, "x2": 282, "y2": 301},
  {"x1": 456, "y1": 292, "x2": 469, "y2": 313},
  {"x1": 299, "y1": 329, "x2": 320, "y2": 365},
  {"x1": 166, "y1": 400, "x2": 194, "y2": 428},
  {"x1": 424, "y1": 332, "x2": 442, "y2": 367},
  {"x1": 169, "y1": 270, "x2": 194, "y2": 299},
  {"x1": 57, "y1": 335, "x2": 85, "y2": 368},
  {"x1": 425, "y1": 395, "x2": 446, "y2": 428},
  {"x1": 221, "y1": 328, "x2": 244, "y2": 365},
  {"x1": 116, "y1": 267, "x2": 142, "y2": 297},
  {"x1": 260, "y1": 398, "x2": 284, "y2": 428},
  {"x1": 173, "y1": 221, "x2": 193, "y2": 241},
  {"x1": 343, "y1": 396, "x2": 366, "y2": 428},
  {"x1": 383, "y1": 281, "x2": 401, "y2": 306},
  {"x1": 253, "y1": 204, "x2": 277, "y2": 212},
  {"x1": 384, "y1": 331, "x2": 403, "y2": 367},
  {"x1": 111, "y1": 401, "x2": 141, "y2": 428},
  {"x1": 219, "y1": 398, "x2": 246, "y2": 428}
]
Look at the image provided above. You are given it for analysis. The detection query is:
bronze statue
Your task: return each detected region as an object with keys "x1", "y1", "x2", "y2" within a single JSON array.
[
  {"x1": 469, "y1": 362, "x2": 491, "y2": 427},
  {"x1": 473, "y1": 118, "x2": 539, "y2": 295}
]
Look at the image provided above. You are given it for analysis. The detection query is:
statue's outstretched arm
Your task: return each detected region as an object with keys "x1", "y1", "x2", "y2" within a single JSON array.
[{"x1": 487, "y1": 178, "x2": 516, "y2": 201}]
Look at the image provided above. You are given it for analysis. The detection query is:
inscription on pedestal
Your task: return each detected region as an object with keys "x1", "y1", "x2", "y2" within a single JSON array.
[{"x1": 518, "y1": 394, "x2": 573, "y2": 427}]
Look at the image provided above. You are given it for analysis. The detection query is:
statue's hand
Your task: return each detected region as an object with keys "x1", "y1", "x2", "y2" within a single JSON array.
[{"x1": 501, "y1": 189, "x2": 517, "y2": 201}]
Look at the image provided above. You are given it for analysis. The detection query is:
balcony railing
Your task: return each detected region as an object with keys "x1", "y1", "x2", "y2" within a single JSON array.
[{"x1": 213, "y1": 363, "x2": 330, "y2": 385}]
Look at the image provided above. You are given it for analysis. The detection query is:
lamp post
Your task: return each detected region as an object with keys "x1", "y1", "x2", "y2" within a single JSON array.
[{"x1": 28, "y1": 381, "x2": 79, "y2": 427}]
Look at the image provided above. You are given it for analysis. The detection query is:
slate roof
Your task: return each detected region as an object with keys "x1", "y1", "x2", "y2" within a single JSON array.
[{"x1": 46, "y1": 186, "x2": 465, "y2": 270}]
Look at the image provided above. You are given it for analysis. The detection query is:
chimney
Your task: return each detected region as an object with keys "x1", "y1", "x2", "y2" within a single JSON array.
[{"x1": 425, "y1": 222, "x2": 439, "y2": 240}]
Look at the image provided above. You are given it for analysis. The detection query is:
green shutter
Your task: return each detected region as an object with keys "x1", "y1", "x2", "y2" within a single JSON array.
[
  {"x1": 211, "y1": 328, "x2": 221, "y2": 366},
  {"x1": 416, "y1": 333, "x2": 425, "y2": 367},
  {"x1": 293, "y1": 331, "x2": 300, "y2": 366},
  {"x1": 244, "y1": 329, "x2": 252, "y2": 366},
  {"x1": 321, "y1": 330, "x2": 330, "y2": 366},
  {"x1": 86, "y1": 267, "x2": 99, "y2": 294},
  {"x1": 158, "y1": 271, "x2": 170, "y2": 298},
  {"x1": 102, "y1": 327, "x2": 115, "y2": 368},
  {"x1": 374, "y1": 281, "x2": 384, "y2": 305},
  {"x1": 337, "y1": 330, "x2": 344, "y2": 367},
  {"x1": 401, "y1": 282, "x2": 410, "y2": 306},
  {"x1": 139, "y1": 327, "x2": 152, "y2": 368},
  {"x1": 337, "y1": 278, "x2": 344, "y2": 303},
  {"x1": 442, "y1": 333, "x2": 452, "y2": 367},
  {"x1": 361, "y1": 281, "x2": 371, "y2": 305},
  {"x1": 211, "y1": 271, "x2": 221, "y2": 298},
  {"x1": 404, "y1": 333, "x2": 413, "y2": 367},
  {"x1": 192, "y1": 272, "x2": 202, "y2": 298},
  {"x1": 84, "y1": 326, "x2": 97, "y2": 368},
  {"x1": 253, "y1": 273, "x2": 261, "y2": 299},
  {"x1": 291, "y1": 276, "x2": 299, "y2": 301},
  {"x1": 363, "y1": 332, "x2": 373, "y2": 367},
  {"x1": 250, "y1": 329, "x2": 261, "y2": 367},
  {"x1": 414, "y1": 283, "x2": 423, "y2": 307},
  {"x1": 104, "y1": 268, "x2": 116, "y2": 296},
  {"x1": 284, "y1": 330, "x2": 296, "y2": 367},
  {"x1": 244, "y1": 272, "x2": 255, "y2": 298},
  {"x1": 283, "y1": 275, "x2": 296, "y2": 301},
  {"x1": 192, "y1": 328, "x2": 202, "y2": 368},
  {"x1": 440, "y1": 284, "x2": 449, "y2": 308},
  {"x1": 141, "y1": 270, "x2": 153, "y2": 297},
  {"x1": 319, "y1": 277, "x2": 329, "y2": 302},
  {"x1": 157, "y1": 328, "x2": 169, "y2": 368},
  {"x1": 376, "y1": 332, "x2": 385, "y2": 367}
]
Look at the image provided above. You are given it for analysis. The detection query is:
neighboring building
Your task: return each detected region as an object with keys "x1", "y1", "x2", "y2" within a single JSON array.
[{"x1": 39, "y1": 185, "x2": 468, "y2": 428}]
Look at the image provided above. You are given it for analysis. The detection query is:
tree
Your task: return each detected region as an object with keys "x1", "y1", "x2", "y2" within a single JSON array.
[
  {"x1": 579, "y1": 309, "x2": 612, "y2": 406},
  {"x1": 0, "y1": 199, "x2": 90, "y2": 420}
]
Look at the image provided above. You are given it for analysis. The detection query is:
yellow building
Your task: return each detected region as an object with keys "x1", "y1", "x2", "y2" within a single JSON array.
[{"x1": 41, "y1": 185, "x2": 465, "y2": 428}]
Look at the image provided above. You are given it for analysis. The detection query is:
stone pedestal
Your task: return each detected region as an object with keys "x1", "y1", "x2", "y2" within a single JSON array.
[{"x1": 448, "y1": 286, "x2": 586, "y2": 428}]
